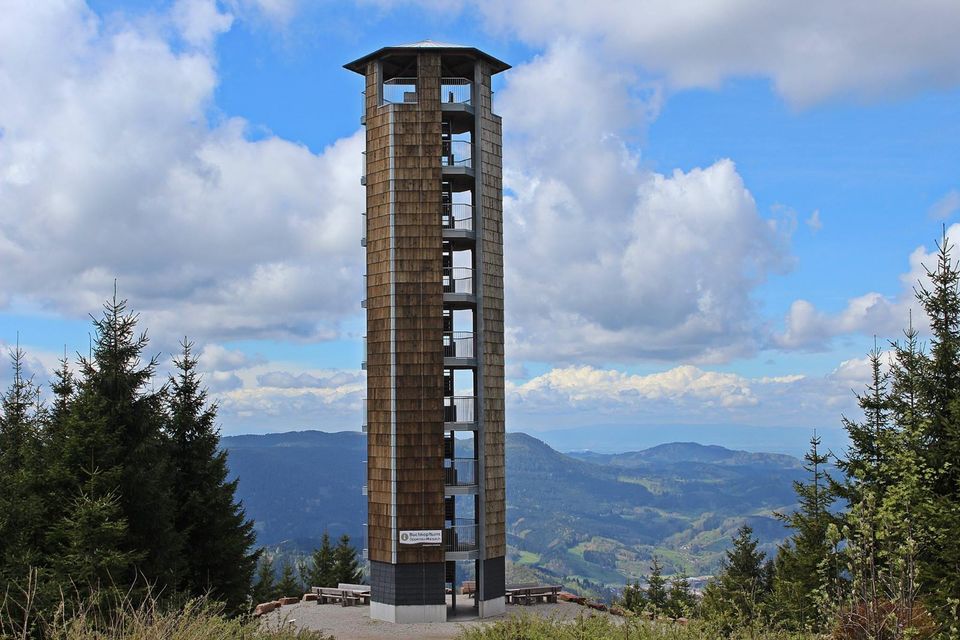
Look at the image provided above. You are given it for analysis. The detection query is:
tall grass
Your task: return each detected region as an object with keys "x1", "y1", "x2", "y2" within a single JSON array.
[
  {"x1": 455, "y1": 612, "x2": 819, "y2": 640},
  {"x1": 0, "y1": 575, "x2": 331, "y2": 640}
]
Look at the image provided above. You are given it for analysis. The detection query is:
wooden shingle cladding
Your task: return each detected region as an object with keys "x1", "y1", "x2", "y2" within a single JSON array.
[
  {"x1": 365, "y1": 54, "x2": 447, "y2": 567},
  {"x1": 476, "y1": 62, "x2": 507, "y2": 560}
]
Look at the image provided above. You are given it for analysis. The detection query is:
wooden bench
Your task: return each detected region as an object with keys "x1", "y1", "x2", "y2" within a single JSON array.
[
  {"x1": 337, "y1": 583, "x2": 371, "y2": 605},
  {"x1": 505, "y1": 585, "x2": 562, "y2": 606},
  {"x1": 311, "y1": 585, "x2": 370, "y2": 606},
  {"x1": 461, "y1": 580, "x2": 476, "y2": 598}
]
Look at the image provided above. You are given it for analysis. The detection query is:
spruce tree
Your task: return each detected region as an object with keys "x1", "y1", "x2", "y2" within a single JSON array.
[
  {"x1": 333, "y1": 534, "x2": 363, "y2": 585},
  {"x1": 913, "y1": 231, "x2": 960, "y2": 613},
  {"x1": 0, "y1": 347, "x2": 46, "y2": 591},
  {"x1": 275, "y1": 559, "x2": 303, "y2": 598},
  {"x1": 252, "y1": 554, "x2": 277, "y2": 605},
  {"x1": 167, "y1": 339, "x2": 257, "y2": 613},
  {"x1": 645, "y1": 556, "x2": 667, "y2": 615},
  {"x1": 57, "y1": 294, "x2": 181, "y2": 591},
  {"x1": 702, "y1": 525, "x2": 772, "y2": 629},
  {"x1": 305, "y1": 533, "x2": 336, "y2": 588},
  {"x1": 665, "y1": 573, "x2": 694, "y2": 619},
  {"x1": 772, "y1": 434, "x2": 840, "y2": 631}
]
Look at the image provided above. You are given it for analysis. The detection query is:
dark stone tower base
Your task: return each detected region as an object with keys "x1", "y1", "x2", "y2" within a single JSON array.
[
  {"x1": 369, "y1": 561, "x2": 447, "y2": 623},
  {"x1": 477, "y1": 556, "x2": 506, "y2": 617}
]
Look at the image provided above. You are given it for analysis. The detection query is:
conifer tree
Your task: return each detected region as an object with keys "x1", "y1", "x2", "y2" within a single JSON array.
[
  {"x1": 619, "y1": 579, "x2": 646, "y2": 614},
  {"x1": 275, "y1": 559, "x2": 303, "y2": 598},
  {"x1": 772, "y1": 434, "x2": 840, "y2": 631},
  {"x1": 665, "y1": 573, "x2": 694, "y2": 619},
  {"x1": 252, "y1": 554, "x2": 277, "y2": 605},
  {"x1": 701, "y1": 525, "x2": 772, "y2": 629},
  {"x1": 305, "y1": 533, "x2": 336, "y2": 588},
  {"x1": 333, "y1": 534, "x2": 363, "y2": 585},
  {"x1": 57, "y1": 294, "x2": 181, "y2": 590},
  {"x1": 645, "y1": 556, "x2": 668, "y2": 615},
  {"x1": 913, "y1": 231, "x2": 960, "y2": 612},
  {"x1": 167, "y1": 339, "x2": 257, "y2": 613},
  {"x1": 0, "y1": 347, "x2": 46, "y2": 590}
]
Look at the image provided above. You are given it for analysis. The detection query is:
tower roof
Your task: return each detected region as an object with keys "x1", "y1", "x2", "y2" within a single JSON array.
[{"x1": 344, "y1": 41, "x2": 510, "y2": 75}]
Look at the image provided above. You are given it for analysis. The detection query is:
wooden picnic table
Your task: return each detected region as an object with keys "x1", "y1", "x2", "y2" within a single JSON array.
[{"x1": 505, "y1": 585, "x2": 562, "y2": 605}]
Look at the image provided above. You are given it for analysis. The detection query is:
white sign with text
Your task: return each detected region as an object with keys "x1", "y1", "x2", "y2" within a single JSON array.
[{"x1": 399, "y1": 530, "x2": 442, "y2": 545}]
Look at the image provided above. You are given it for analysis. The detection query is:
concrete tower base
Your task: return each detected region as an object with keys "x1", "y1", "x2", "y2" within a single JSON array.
[
  {"x1": 477, "y1": 596, "x2": 505, "y2": 618},
  {"x1": 370, "y1": 602, "x2": 447, "y2": 623}
]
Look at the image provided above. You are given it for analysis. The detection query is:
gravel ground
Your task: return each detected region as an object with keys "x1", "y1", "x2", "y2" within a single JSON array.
[{"x1": 260, "y1": 599, "x2": 607, "y2": 640}]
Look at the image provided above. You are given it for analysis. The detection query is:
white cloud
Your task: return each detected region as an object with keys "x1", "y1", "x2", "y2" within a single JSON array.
[
  {"x1": 929, "y1": 189, "x2": 960, "y2": 220},
  {"x1": 507, "y1": 361, "x2": 859, "y2": 428},
  {"x1": 198, "y1": 343, "x2": 266, "y2": 371},
  {"x1": 806, "y1": 209, "x2": 822, "y2": 233},
  {"x1": 256, "y1": 370, "x2": 362, "y2": 389},
  {"x1": 500, "y1": 41, "x2": 790, "y2": 364},
  {"x1": 0, "y1": 2, "x2": 364, "y2": 345},
  {"x1": 468, "y1": 0, "x2": 960, "y2": 106},
  {"x1": 773, "y1": 224, "x2": 960, "y2": 350}
]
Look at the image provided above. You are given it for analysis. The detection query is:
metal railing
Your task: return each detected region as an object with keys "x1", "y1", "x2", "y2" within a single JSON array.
[
  {"x1": 362, "y1": 336, "x2": 366, "y2": 369},
  {"x1": 444, "y1": 521, "x2": 478, "y2": 552},
  {"x1": 360, "y1": 90, "x2": 366, "y2": 121},
  {"x1": 444, "y1": 331, "x2": 475, "y2": 359},
  {"x1": 361, "y1": 398, "x2": 367, "y2": 431},
  {"x1": 444, "y1": 458, "x2": 478, "y2": 486},
  {"x1": 382, "y1": 77, "x2": 417, "y2": 104},
  {"x1": 441, "y1": 78, "x2": 471, "y2": 105},
  {"x1": 441, "y1": 140, "x2": 472, "y2": 168},
  {"x1": 444, "y1": 396, "x2": 475, "y2": 423},
  {"x1": 361, "y1": 211, "x2": 366, "y2": 246},
  {"x1": 443, "y1": 267, "x2": 473, "y2": 295},
  {"x1": 361, "y1": 151, "x2": 366, "y2": 183},
  {"x1": 442, "y1": 203, "x2": 473, "y2": 231}
]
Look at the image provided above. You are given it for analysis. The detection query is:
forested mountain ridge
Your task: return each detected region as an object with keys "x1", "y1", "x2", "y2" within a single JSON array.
[{"x1": 223, "y1": 430, "x2": 806, "y2": 591}]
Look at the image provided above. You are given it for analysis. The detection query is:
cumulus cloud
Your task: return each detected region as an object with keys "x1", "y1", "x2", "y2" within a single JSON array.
[
  {"x1": 0, "y1": 2, "x2": 364, "y2": 346},
  {"x1": 500, "y1": 41, "x2": 790, "y2": 364},
  {"x1": 772, "y1": 225, "x2": 960, "y2": 350},
  {"x1": 507, "y1": 361, "x2": 860, "y2": 429},
  {"x1": 198, "y1": 343, "x2": 266, "y2": 371},
  {"x1": 466, "y1": 0, "x2": 960, "y2": 106},
  {"x1": 256, "y1": 370, "x2": 362, "y2": 389}
]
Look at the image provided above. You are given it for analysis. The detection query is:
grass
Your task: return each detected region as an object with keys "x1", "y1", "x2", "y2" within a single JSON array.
[
  {"x1": 455, "y1": 612, "x2": 817, "y2": 640},
  {"x1": 0, "y1": 585, "x2": 333, "y2": 640}
]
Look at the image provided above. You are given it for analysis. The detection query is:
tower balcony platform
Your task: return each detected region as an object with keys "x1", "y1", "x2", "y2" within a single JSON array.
[
  {"x1": 444, "y1": 331, "x2": 476, "y2": 368},
  {"x1": 444, "y1": 458, "x2": 478, "y2": 496},
  {"x1": 442, "y1": 204, "x2": 475, "y2": 244},
  {"x1": 443, "y1": 267, "x2": 475, "y2": 307},
  {"x1": 444, "y1": 520, "x2": 479, "y2": 561},
  {"x1": 444, "y1": 395, "x2": 475, "y2": 427}
]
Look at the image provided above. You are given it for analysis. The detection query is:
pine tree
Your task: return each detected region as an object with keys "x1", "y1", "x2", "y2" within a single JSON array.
[
  {"x1": 913, "y1": 231, "x2": 960, "y2": 614},
  {"x1": 619, "y1": 579, "x2": 647, "y2": 614},
  {"x1": 305, "y1": 533, "x2": 336, "y2": 588},
  {"x1": 167, "y1": 339, "x2": 257, "y2": 613},
  {"x1": 332, "y1": 534, "x2": 363, "y2": 585},
  {"x1": 772, "y1": 434, "x2": 841, "y2": 631},
  {"x1": 701, "y1": 525, "x2": 772, "y2": 630},
  {"x1": 645, "y1": 556, "x2": 667, "y2": 615},
  {"x1": 275, "y1": 559, "x2": 303, "y2": 598},
  {"x1": 57, "y1": 294, "x2": 181, "y2": 591},
  {"x1": 0, "y1": 347, "x2": 46, "y2": 592},
  {"x1": 665, "y1": 573, "x2": 694, "y2": 619},
  {"x1": 252, "y1": 554, "x2": 276, "y2": 605}
]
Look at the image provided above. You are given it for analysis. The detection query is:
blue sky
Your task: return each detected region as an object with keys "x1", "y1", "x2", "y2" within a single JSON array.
[{"x1": 1, "y1": 0, "x2": 959, "y2": 452}]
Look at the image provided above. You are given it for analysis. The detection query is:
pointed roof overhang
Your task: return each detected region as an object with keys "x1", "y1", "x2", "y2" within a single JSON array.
[{"x1": 344, "y1": 41, "x2": 510, "y2": 75}]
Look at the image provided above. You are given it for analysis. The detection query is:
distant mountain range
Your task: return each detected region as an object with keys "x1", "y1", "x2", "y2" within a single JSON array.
[{"x1": 222, "y1": 430, "x2": 807, "y2": 593}]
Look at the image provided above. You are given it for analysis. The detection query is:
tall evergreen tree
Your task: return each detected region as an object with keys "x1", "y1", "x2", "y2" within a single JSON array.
[
  {"x1": 251, "y1": 554, "x2": 276, "y2": 605},
  {"x1": 332, "y1": 534, "x2": 363, "y2": 585},
  {"x1": 56, "y1": 294, "x2": 181, "y2": 590},
  {"x1": 665, "y1": 573, "x2": 695, "y2": 619},
  {"x1": 913, "y1": 231, "x2": 960, "y2": 614},
  {"x1": 772, "y1": 434, "x2": 841, "y2": 631},
  {"x1": 305, "y1": 533, "x2": 336, "y2": 589},
  {"x1": 275, "y1": 559, "x2": 303, "y2": 598},
  {"x1": 0, "y1": 347, "x2": 46, "y2": 590},
  {"x1": 166, "y1": 339, "x2": 257, "y2": 613},
  {"x1": 644, "y1": 556, "x2": 668, "y2": 615},
  {"x1": 701, "y1": 525, "x2": 772, "y2": 629}
]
